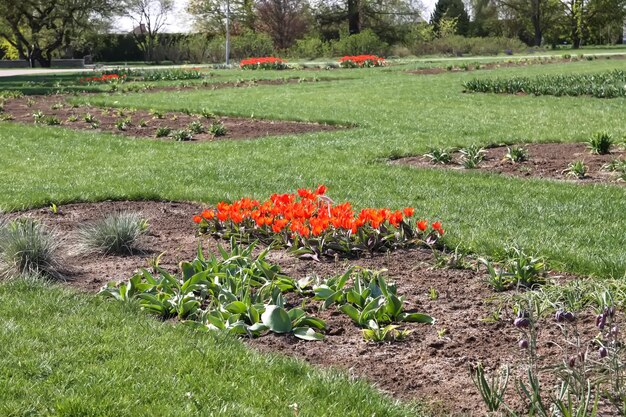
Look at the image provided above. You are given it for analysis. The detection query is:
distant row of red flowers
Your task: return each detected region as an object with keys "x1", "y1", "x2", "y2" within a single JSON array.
[
  {"x1": 193, "y1": 186, "x2": 443, "y2": 258},
  {"x1": 239, "y1": 55, "x2": 385, "y2": 69},
  {"x1": 79, "y1": 74, "x2": 125, "y2": 83},
  {"x1": 338, "y1": 55, "x2": 385, "y2": 68},
  {"x1": 240, "y1": 57, "x2": 287, "y2": 69}
]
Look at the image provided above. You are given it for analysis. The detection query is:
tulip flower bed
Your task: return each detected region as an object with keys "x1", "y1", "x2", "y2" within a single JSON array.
[
  {"x1": 339, "y1": 55, "x2": 385, "y2": 68},
  {"x1": 79, "y1": 73, "x2": 126, "y2": 84},
  {"x1": 240, "y1": 57, "x2": 288, "y2": 70},
  {"x1": 193, "y1": 186, "x2": 444, "y2": 260}
]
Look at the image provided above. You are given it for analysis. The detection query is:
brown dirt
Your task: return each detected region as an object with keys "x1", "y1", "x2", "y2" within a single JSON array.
[
  {"x1": 1, "y1": 96, "x2": 340, "y2": 142},
  {"x1": 394, "y1": 143, "x2": 626, "y2": 186},
  {"x1": 407, "y1": 54, "x2": 626, "y2": 75},
  {"x1": 4, "y1": 200, "x2": 615, "y2": 415}
]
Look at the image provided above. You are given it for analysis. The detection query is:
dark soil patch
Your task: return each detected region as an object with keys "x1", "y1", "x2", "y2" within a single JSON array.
[
  {"x1": 4, "y1": 200, "x2": 613, "y2": 415},
  {"x1": 394, "y1": 143, "x2": 626, "y2": 185},
  {"x1": 407, "y1": 54, "x2": 626, "y2": 75},
  {"x1": 1, "y1": 96, "x2": 341, "y2": 142}
]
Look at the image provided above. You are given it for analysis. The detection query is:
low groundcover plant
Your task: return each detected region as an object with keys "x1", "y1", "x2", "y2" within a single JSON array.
[{"x1": 193, "y1": 185, "x2": 444, "y2": 259}]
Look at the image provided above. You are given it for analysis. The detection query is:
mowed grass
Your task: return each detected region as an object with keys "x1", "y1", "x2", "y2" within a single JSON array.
[
  {"x1": 0, "y1": 279, "x2": 423, "y2": 417},
  {"x1": 1, "y1": 59, "x2": 625, "y2": 277}
]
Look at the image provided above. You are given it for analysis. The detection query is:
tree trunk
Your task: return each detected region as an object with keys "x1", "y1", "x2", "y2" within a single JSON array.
[
  {"x1": 530, "y1": 0, "x2": 542, "y2": 46},
  {"x1": 347, "y1": 0, "x2": 360, "y2": 35}
]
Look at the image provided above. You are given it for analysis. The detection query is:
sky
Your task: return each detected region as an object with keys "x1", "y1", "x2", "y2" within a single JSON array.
[{"x1": 114, "y1": 0, "x2": 438, "y2": 33}]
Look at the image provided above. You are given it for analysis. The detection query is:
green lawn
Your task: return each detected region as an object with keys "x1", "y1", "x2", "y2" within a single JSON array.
[
  {"x1": 2, "y1": 59, "x2": 625, "y2": 277},
  {"x1": 1, "y1": 58, "x2": 626, "y2": 415},
  {"x1": 0, "y1": 279, "x2": 424, "y2": 417}
]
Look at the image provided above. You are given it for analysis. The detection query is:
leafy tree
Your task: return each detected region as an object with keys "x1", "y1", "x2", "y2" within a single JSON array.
[
  {"x1": 0, "y1": 0, "x2": 118, "y2": 67},
  {"x1": 123, "y1": 0, "x2": 174, "y2": 61},
  {"x1": 470, "y1": 0, "x2": 503, "y2": 36},
  {"x1": 312, "y1": 0, "x2": 423, "y2": 45},
  {"x1": 584, "y1": 0, "x2": 626, "y2": 43},
  {"x1": 497, "y1": 0, "x2": 563, "y2": 46},
  {"x1": 255, "y1": 0, "x2": 311, "y2": 49},
  {"x1": 430, "y1": 0, "x2": 470, "y2": 35},
  {"x1": 187, "y1": 0, "x2": 257, "y2": 34}
]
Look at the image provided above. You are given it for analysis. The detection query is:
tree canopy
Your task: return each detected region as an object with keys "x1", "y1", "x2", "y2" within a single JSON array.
[{"x1": 0, "y1": 0, "x2": 119, "y2": 66}]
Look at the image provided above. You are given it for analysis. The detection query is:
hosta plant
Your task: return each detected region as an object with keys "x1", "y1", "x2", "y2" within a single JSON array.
[
  {"x1": 314, "y1": 267, "x2": 434, "y2": 341},
  {"x1": 193, "y1": 186, "x2": 444, "y2": 260},
  {"x1": 100, "y1": 240, "x2": 326, "y2": 340}
]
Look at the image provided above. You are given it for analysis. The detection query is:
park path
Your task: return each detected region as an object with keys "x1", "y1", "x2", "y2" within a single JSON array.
[{"x1": 0, "y1": 64, "x2": 196, "y2": 78}]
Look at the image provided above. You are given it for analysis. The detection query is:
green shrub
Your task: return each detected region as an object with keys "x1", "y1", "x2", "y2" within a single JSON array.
[
  {"x1": 332, "y1": 30, "x2": 389, "y2": 57},
  {"x1": 77, "y1": 212, "x2": 148, "y2": 255},
  {"x1": 0, "y1": 218, "x2": 62, "y2": 279},
  {"x1": 289, "y1": 36, "x2": 332, "y2": 59},
  {"x1": 409, "y1": 36, "x2": 526, "y2": 57}
]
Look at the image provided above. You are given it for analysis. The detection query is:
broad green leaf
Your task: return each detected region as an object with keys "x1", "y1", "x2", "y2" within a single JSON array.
[
  {"x1": 400, "y1": 312, "x2": 435, "y2": 324},
  {"x1": 340, "y1": 304, "x2": 361, "y2": 323},
  {"x1": 293, "y1": 327, "x2": 324, "y2": 341},
  {"x1": 261, "y1": 305, "x2": 292, "y2": 333},
  {"x1": 225, "y1": 301, "x2": 248, "y2": 314},
  {"x1": 288, "y1": 307, "x2": 306, "y2": 323},
  {"x1": 313, "y1": 285, "x2": 334, "y2": 300}
]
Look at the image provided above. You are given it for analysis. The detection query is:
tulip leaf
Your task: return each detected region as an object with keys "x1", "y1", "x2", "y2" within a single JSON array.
[
  {"x1": 400, "y1": 312, "x2": 435, "y2": 324},
  {"x1": 261, "y1": 305, "x2": 292, "y2": 333},
  {"x1": 293, "y1": 327, "x2": 324, "y2": 341}
]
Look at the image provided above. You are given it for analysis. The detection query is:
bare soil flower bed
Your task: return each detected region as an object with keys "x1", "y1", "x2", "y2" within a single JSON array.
[
  {"x1": 1, "y1": 96, "x2": 340, "y2": 141},
  {"x1": 4, "y1": 200, "x2": 607, "y2": 415},
  {"x1": 394, "y1": 143, "x2": 626, "y2": 185}
]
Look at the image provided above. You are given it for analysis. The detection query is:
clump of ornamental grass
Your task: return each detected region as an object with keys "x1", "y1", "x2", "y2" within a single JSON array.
[
  {"x1": 0, "y1": 218, "x2": 63, "y2": 280},
  {"x1": 587, "y1": 131, "x2": 613, "y2": 155},
  {"x1": 77, "y1": 212, "x2": 148, "y2": 255}
]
